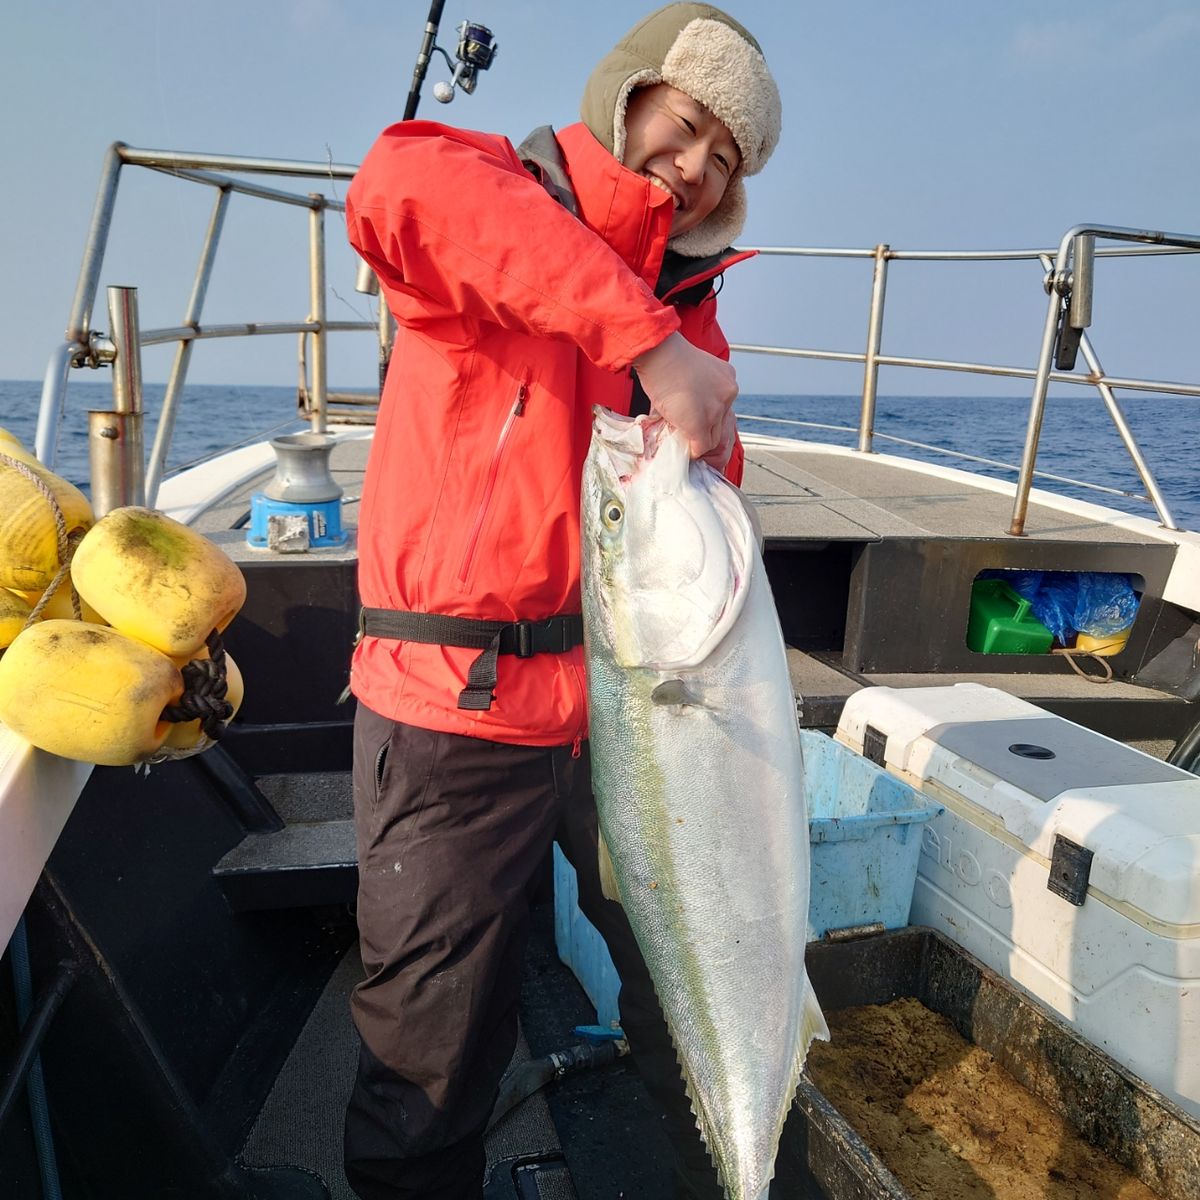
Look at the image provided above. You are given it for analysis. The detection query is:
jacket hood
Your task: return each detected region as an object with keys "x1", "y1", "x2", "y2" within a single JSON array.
[{"x1": 580, "y1": 3, "x2": 782, "y2": 257}]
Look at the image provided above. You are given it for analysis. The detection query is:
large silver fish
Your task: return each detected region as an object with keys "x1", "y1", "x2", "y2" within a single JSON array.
[{"x1": 581, "y1": 410, "x2": 828, "y2": 1200}]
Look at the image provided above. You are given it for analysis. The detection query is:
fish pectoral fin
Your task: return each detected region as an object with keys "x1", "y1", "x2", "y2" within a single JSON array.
[
  {"x1": 597, "y1": 829, "x2": 622, "y2": 905},
  {"x1": 650, "y1": 678, "x2": 708, "y2": 708}
]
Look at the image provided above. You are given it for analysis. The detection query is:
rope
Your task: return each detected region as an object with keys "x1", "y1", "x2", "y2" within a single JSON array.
[
  {"x1": 1, "y1": 452, "x2": 84, "y2": 626},
  {"x1": 160, "y1": 629, "x2": 234, "y2": 741},
  {"x1": 23, "y1": 535, "x2": 86, "y2": 626},
  {"x1": 1052, "y1": 646, "x2": 1114, "y2": 684}
]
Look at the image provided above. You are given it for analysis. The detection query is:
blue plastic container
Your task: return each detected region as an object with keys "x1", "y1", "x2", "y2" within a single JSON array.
[
  {"x1": 552, "y1": 844, "x2": 622, "y2": 1030},
  {"x1": 801, "y1": 729, "x2": 943, "y2": 940},
  {"x1": 553, "y1": 731, "x2": 943, "y2": 1025}
]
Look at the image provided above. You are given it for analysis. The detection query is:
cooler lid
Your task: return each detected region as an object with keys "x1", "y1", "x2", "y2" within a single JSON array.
[
  {"x1": 925, "y1": 716, "x2": 1191, "y2": 800},
  {"x1": 837, "y1": 684, "x2": 1200, "y2": 931}
]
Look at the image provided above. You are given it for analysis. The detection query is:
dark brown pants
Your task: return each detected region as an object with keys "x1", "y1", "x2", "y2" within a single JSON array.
[{"x1": 343, "y1": 705, "x2": 722, "y2": 1200}]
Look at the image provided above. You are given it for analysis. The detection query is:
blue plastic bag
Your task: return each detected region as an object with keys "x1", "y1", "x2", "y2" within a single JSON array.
[
  {"x1": 1070, "y1": 572, "x2": 1139, "y2": 637},
  {"x1": 1030, "y1": 574, "x2": 1081, "y2": 643},
  {"x1": 979, "y1": 570, "x2": 1138, "y2": 643}
]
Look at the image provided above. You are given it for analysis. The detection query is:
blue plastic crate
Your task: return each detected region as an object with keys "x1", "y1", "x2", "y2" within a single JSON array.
[
  {"x1": 802, "y1": 729, "x2": 943, "y2": 939},
  {"x1": 553, "y1": 731, "x2": 942, "y2": 1025}
]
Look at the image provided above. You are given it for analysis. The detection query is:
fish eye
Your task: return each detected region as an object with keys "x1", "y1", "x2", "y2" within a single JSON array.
[{"x1": 601, "y1": 498, "x2": 624, "y2": 530}]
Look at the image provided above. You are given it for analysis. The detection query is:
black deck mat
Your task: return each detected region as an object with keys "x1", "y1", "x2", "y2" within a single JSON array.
[
  {"x1": 516, "y1": 901, "x2": 681, "y2": 1200},
  {"x1": 238, "y1": 895, "x2": 685, "y2": 1199}
]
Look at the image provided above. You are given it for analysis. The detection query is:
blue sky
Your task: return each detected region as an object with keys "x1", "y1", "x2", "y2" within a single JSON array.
[{"x1": 3, "y1": 1, "x2": 1199, "y2": 396}]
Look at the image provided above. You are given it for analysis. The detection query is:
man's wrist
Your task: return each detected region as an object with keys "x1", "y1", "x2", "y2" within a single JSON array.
[{"x1": 632, "y1": 330, "x2": 682, "y2": 374}]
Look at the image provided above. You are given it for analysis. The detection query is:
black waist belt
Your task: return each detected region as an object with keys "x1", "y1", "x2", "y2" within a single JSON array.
[{"x1": 359, "y1": 607, "x2": 584, "y2": 711}]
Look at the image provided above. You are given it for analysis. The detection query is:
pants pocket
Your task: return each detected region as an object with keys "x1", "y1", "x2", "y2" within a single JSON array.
[{"x1": 352, "y1": 704, "x2": 426, "y2": 858}]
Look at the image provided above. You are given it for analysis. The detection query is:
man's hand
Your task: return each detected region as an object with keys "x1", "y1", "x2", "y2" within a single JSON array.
[
  {"x1": 633, "y1": 332, "x2": 738, "y2": 461},
  {"x1": 697, "y1": 407, "x2": 737, "y2": 472}
]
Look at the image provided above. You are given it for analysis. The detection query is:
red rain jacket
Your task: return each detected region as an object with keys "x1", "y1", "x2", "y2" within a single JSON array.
[{"x1": 345, "y1": 120, "x2": 751, "y2": 746}]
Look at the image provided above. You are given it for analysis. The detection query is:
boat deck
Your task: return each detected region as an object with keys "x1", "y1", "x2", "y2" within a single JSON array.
[
  {"x1": 186, "y1": 429, "x2": 1189, "y2": 755},
  {"x1": 240, "y1": 903, "x2": 695, "y2": 1200},
  {"x1": 189, "y1": 430, "x2": 1176, "y2": 546},
  {"x1": 740, "y1": 439, "x2": 1171, "y2": 544}
]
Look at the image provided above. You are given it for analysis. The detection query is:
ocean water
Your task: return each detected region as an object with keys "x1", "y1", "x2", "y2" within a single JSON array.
[{"x1": 3, "y1": 378, "x2": 1199, "y2": 531}]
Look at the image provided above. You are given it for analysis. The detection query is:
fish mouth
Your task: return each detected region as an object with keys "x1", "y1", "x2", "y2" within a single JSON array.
[
  {"x1": 591, "y1": 409, "x2": 676, "y2": 486},
  {"x1": 591, "y1": 408, "x2": 645, "y2": 486}
]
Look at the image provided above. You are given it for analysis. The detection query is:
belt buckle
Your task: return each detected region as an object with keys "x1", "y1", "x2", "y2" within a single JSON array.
[{"x1": 515, "y1": 620, "x2": 534, "y2": 658}]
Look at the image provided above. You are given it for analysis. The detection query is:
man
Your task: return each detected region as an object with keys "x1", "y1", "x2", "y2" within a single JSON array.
[{"x1": 342, "y1": 5, "x2": 781, "y2": 1197}]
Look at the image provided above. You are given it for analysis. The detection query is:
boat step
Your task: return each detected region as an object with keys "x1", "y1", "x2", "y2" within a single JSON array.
[
  {"x1": 254, "y1": 770, "x2": 355, "y2": 823},
  {"x1": 214, "y1": 819, "x2": 357, "y2": 912}
]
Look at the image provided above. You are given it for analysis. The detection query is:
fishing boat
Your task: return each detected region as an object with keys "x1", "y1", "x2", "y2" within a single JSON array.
[{"x1": 6, "y1": 23, "x2": 1200, "y2": 1200}]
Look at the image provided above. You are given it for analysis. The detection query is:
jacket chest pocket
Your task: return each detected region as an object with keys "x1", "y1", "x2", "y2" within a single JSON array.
[{"x1": 457, "y1": 380, "x2": 529, "y2": 584}]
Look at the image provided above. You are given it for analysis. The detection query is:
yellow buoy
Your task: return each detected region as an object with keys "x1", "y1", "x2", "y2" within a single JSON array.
[
  {"x1": 0, "y1": 451, "x2": 94, "y2": 592},
  {"x1": 1074, "y1": 628, "x2": 1132, "y2": 657},
  {"x1": 0, "y1": 426, "x2": 28, "y2": 454},
  {"x1": 8, "y1": 584, "x2": 106, "y2": 625},
  {"x1": 71, "y1": 507, "x2": 247, "y2": 659},
  {"x1": 0, "y1": 620, "x2": 182, "y2": 765},
  {"x1": 0, "y1": 590, "x2": 33, "y2": 650},
  {"x1": 156, "y1": 650, "x2": 245, "y2": 759}
]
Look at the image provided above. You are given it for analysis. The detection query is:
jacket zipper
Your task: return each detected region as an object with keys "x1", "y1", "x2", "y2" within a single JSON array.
[
  {"x1": 458, "y1": 381, "x2": 528, "y2": 583},
  {"x1": 569, "y1": 660, "x2": 587, "y2": 758}
]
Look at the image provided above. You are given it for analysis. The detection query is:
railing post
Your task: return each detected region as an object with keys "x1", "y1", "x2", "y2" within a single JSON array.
[
  {"x1": 378, "y1": 299, "x2": 394, "y2": 398},
  {"x1": 1077, "y1": 334, "x2": 1178, "y2": 530},
  {"x1": 145, "y1": 186, "x2": 231, "y2": 507},
  {"x1": 354, "y1": 259, "x2": 393, "y2": 398},
  {"x1": 89, "y1": 286, "x2": 146, "y2": 516},
  {"x1": 1009, "y1": 283, "x2": 1061, "y2": 535},
  {"x1": 66, "y1": 143, "x2": 126, "y2": 351},
  {"x1": 35, "y1": 343, "x2": 78, "y2": 468},
  {"x1": 858, "y1": 243, "x2": 890, "y2": 452},
  {"x1": 37, "y1": 143, "x2": 125, "y2": 468},
  {"x1": 1012, "y1": 246, "x2": 1081, "y2": 537},
  {"x1": 308, "y1": 194, "x2": 328, "y2": 434}
]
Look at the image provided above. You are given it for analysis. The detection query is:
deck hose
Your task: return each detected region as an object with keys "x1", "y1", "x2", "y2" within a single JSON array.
[{"x1": 486, "y1": 1037, "x2": 628, "y2": 1133}]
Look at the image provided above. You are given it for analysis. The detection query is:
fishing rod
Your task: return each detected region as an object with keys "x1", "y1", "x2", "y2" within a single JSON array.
[{"x1": 404, "y1": 0, "x2": 499, "y2": 120}]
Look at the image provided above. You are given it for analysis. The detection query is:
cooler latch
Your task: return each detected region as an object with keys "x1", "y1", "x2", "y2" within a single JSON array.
[
  {"x1": 863, "y1": 724, "x2": 887, "y2": 767},
  {"x1": 1048, "y1": 834, "x2": 1093, "y2": 906}
]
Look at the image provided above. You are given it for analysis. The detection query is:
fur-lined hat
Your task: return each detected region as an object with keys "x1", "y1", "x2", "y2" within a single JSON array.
[{"x1": 581, "y1": 3, "x2": 782, "y2": 256}]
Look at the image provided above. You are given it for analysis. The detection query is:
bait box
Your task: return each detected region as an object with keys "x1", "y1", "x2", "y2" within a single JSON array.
[
  {"x1": 553, "y1": 733, "x2": 943, "y2": 1028},
  {"x1": 836, "y1": 682, "x2": 1200, "y2": 1119},
  {"x1": 777, "y1": 926, "x2": 1200, "y2": 1200}
]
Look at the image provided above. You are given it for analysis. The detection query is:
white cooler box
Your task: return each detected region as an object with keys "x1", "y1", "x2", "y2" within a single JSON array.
[{"x1": 836, "y1": 682, "x2": 1200, "y2": 1118}]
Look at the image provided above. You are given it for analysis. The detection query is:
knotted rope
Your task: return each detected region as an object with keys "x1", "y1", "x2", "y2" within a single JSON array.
[{"x1": 161, "y1": 629, "x2": 234, "y2": 741}]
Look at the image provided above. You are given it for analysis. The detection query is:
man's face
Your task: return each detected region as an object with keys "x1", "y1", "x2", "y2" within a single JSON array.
[{"x1": 622, "y1": 84, "x2": 740, "y2": 237}]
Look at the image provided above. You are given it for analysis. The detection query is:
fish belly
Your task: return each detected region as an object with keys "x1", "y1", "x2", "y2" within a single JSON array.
[{"x1": 589, "y1": 563, "x2": 827, "y2": 1199}]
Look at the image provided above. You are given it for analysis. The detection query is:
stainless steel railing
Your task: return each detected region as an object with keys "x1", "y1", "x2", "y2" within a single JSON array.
[
  {"x1": 732, "y1": 230, "x2": 1200, "y2": 533},
  {"x1": 37, "y1": 143, "x2": 387, "y2": 510},
  {"x1": 39, "y1": 141, "x2": 1200, "y2": 532}
]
